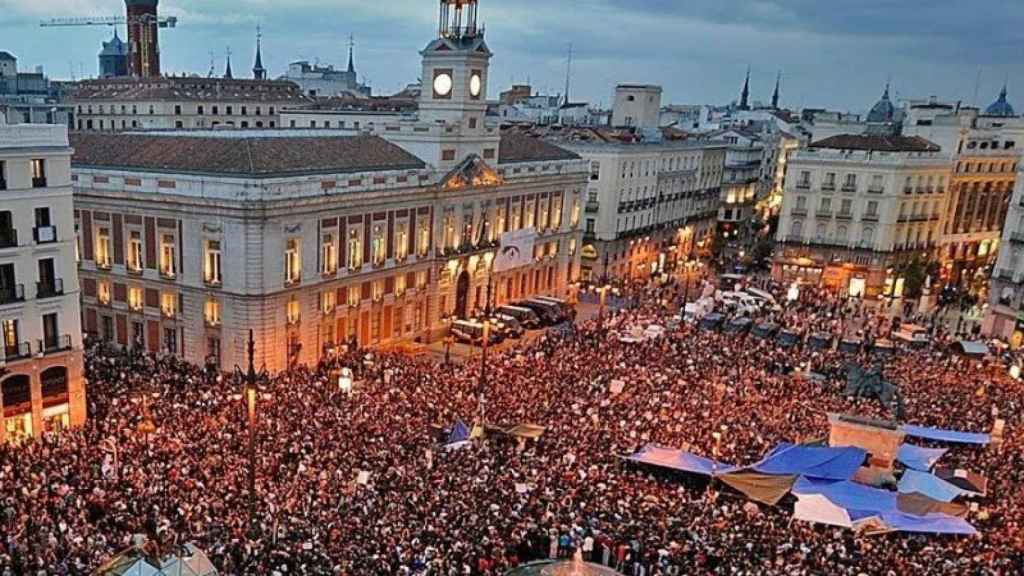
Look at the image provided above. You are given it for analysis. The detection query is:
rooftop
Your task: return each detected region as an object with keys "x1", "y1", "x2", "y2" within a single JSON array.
[
  {"x1": 70, "y1": 132, "x2": 426, "y2": 177},
  {"x1": 809, "y1": 134, "x2": 941, "y2": 153},
  {"x1": 71, "y1": 77, "x2": 313, "y2": 103},
  {"x1": 497, "y1": 132, "x2": 580, "y2": 164}
]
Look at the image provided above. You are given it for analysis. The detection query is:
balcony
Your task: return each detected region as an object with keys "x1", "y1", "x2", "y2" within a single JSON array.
[
  {"x1": 862, "y1": 214, "x2": 879, "y2": 222},
  {"x1": 96, "y1": 259, "x2": 112, "y2": 271},
  {"x1": 1011, "y1": 233, "x2": 1024, "y2": 244},
  {"x1": 796, "y1": 181, "x2": 811, "y2": 190},
  {"x1": 0, "y1": 228, "x2": 17, "y2": 249},
  {"x1": 37, "y1": 335, "x2": 72, "y2": 355},
  {"x1": 32, "y1": 177, "x2": 47, "y2": 188},
  {"x1": 36, "y1": 278, "x2": 64, "y2": 299},
  {"x1": 868, "y1": 187, "x2": 884, "y2": 194},
  {"x1": 821, "y1": 183, "x2": 836, "y2": 192},
  {"x1": 159, "y1": 267, "x2": 176, "y2": 280},
  {"x1": 815, "y1": 210, "x2": 833, "y2": 219},
  {"x1": 791, "y1": 207, "x2": 808, "y2": 216},
  {"x1": 835, "y1": 212, "x2": 854, "y2": 221},
  {"x1": 0, "y1": 284, "x2": 25, "y2": 305},
  {"x1": 783, "y1": 235, "x2": 805, "y2": 244},
  {"x1": 3, "y1": 342, "x2": 31, "y2": 362},
  {"x1": 204, "y1": 276, "x2": 223, "y2": 287},
  {"x1": 841, "y1": 184, "x2": 857, "y2": 193},
  {"x1": 585, "y1": 201, "x2": 600, "y2": 214},
  {"x1": 33, "y1": 225, "x2": 57, "y2": 244}
]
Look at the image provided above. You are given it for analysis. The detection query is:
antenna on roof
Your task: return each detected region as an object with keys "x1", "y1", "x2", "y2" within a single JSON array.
[{"x1": 563, "y1": 42, "x2": 573, "y2": 107}]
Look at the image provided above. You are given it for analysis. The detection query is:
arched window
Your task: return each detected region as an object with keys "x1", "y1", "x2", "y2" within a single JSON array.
[
  {"x1": 862, "y1": 227, "x2": 875, "y2": 244},
  {"x1": 40, "y1": 366, "x2": 68, "y2": 400},
  {"x1": 791, "y1": 220, "x2": 803, "y2": 237},
  {"x1": 1, "y1": 374, "x2": 31, "y2": 410}
]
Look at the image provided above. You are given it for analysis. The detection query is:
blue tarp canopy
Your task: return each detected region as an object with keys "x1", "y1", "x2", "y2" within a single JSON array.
[
  {"x1": 956, "y1": 340, "x2": 989, "y2": 356},
  {"x1": 900, "y1": 424, "x2": 991, "y2": 445},
  {"x1": 880, "y1": 511, "x2": 977, "y2": 535},
  {"x1": 447, "y1": 419, "x2": 470, "y2": 444},
  {"x1": 793, "y1": 476, "x2": 897, "y2": 511},
  {"x1": 897, "y1": 443, "x2": 947, "y2": 471},
  {"x1": 624, "y1": 445, "x2": 737, "y2": 476},
  {"x1": 750, "y1": 443, "x2": 866, "y2": 480},
  {"x1": 898, "y1": 469, "x2": 972, "y2": 502}
]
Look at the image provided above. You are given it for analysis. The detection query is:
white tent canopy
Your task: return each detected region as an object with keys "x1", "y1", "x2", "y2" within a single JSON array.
[{"x1": 95, "y1": 543, "x2": 218, "y2": 576}]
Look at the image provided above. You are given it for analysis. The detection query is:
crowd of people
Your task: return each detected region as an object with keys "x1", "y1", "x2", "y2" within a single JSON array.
[{"x1": 1, "y1": 273, "x2": 1022, "y2": 575}]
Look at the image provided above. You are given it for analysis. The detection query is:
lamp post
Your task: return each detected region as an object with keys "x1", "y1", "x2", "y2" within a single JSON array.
[
  {"x1": 597, "y1": 251, "x2": 610, "y2": 327},
  {"x1": 233, "y1": 329, "x2": 266, "y2": 529},
  {"x1": 442, "y1": 313, "x2": 454, "y2": 366},
  {"x1": 478, "y1": 255, "x2": 494, "y2": 423}
]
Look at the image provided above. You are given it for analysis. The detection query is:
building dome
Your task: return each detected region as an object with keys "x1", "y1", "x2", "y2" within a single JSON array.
[
  {"x1": 984, "y1": 86, "x2": 1016, "y2": 117},
  {"x1": 867, "y1": 83, "x2": 895, "y2": 123}
]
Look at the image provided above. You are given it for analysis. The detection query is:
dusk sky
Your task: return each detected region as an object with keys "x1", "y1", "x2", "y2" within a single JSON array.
[{"x1": 3, "y1": 0, "x2": 1022, "y2": 113}]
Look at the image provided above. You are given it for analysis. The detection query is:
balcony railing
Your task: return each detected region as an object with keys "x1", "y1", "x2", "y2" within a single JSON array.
[
  {"x1": 0, "y1": 284, "x2": 25, "y2": 305},
  {"x1": 868, "y1": 186, "x2": 884, "y2": 194},
  {"x1": 159, "y1": 267, "x2": 176, "y2": 279},
  {"x1": 862, "y1": 214, "x2": 879, "y2": 222},
  {"x1": 835, "y1": 212, "x2": 854, "y2": 220},
  {"x1": 36, "y1": 278, "x2": 64, "y2": 299},
  {"x1": 783, "y1": 234, "x2": 805, "y2": 243},
  {"x1": 37, "y1": 335, "x2": 71, "y2": 355},
  {"x1": 791, "y1": 207, "x2": 808, "y2": 216},
  {"x1": 796, "y1": 181, "x2": 811, "y2": 190},
  {"x1": 815, "y1": 210, "x2": 833, "y2": 218},
  {"x1": 0, "y1": 228, "x2": 17, "y2": 249},
  {"x1": 33, "y1": 225, "x2": 57, "y2": 244},
  {"x1": 821, "y1": 183, "x2": 836, "y2": 191},
  {"x1": 3, "y1": 342, "x2": 31, "y2": 362}
]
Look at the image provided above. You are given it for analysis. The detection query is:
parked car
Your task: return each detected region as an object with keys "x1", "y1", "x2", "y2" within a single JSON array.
[
  {"x1": 517, "y1": 299, "x2": 565, "y2": 325},
  {"x1": 533, "y1": 295, "x2": 574, "y2": 317},
  {"x1": 777, "y1": 330, "x2": 801, "y2": 348},
  {"x1": 808, "y1": 332, "x2": 833, "y2": 350},
  {"x1": 492, "y1": 313, "x2": 525, "y2": 338},
  {"x1": 724, "y1": 317, "x2": 753, "y2": 334},
  {"x1": 752, "y1": 322, "x2": 778, "y2": 340},
  {"x1": 699, "y1": 313, "x2": 724, "y2": 331},
  {"x1": 496, "y1": 305, "x2": 542, "y2": 329},
  {"x1": 450, "y1": 320, "x2": 503, "y2": 346}
]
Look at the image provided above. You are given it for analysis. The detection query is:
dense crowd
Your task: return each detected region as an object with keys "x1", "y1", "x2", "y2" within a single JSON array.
[{"x1": 1, "y1": 275, "x2": 1022, "y2": 575}]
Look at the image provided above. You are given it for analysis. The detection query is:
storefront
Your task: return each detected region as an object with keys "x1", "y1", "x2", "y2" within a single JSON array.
[{"x1": 2, "y1": 374, "x2": 33, "y2": 443}]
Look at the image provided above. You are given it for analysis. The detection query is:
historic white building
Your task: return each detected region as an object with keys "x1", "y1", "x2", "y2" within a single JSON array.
[
  {"x1": 71, "y1": 0, "x2": 586, "y2": 373},
  {"x1": 774, "y1": 132, "x2": 951, "y2": 298},
  {"x1": 0, "y1": 121, "x2": 85, "y2": 443}
]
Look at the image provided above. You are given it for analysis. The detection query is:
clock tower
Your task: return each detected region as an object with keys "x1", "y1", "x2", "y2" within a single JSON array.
[{"x1": 419, "y1": 0, "x2": 492, "y2": 131}]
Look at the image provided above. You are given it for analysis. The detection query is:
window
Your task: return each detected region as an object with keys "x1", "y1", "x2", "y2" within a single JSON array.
[
  {"x1": 525, "y1": 200, "x2": 536, "y2": 228},
  {"x1": 820, "y1": 198, "x2": 832, "y2": 212},
  {"x1": 205, "y1": 298, "x2": 221, "y2": 326},
  {"x1": 870, "y1": 174, "x2": 884, "y2": 192},
  {"x1": 285, "y1": 238, "x2": 301, "y2": 284},
  {"x1": 551, "y1": 196, "x2": 563, "y2": 229},
  {"x1": 96, "y1": 227, "x2": 112, "y2": 268},
  {"x1": 287, "y1": 296, "x2": 300, "y2": 324},
  {"x1": 161, "y1": 292, "x2": 176, "y2": 318},
  {"x1": 571, "y1": 198, "x2": 580, "y2": 227},
  {"x1": 443, "y1": 213, "x2": 456, "y2": 250},
  {"x1": 371, "y1": 223, "x2": 386, "y2": 265},
  {"x1": 159, "y1": 234, "x2": 176, "y2": 277},
  {"x1": 127, "y1": 230, "x2": 143, "y2": 272},
  {"x1": 31, "y1": 159, "x2": 46, "y2": 188},
  {"x1": 840, "y1": 199, "x2": 853, "y2": 215},
  {"x1": 417, "y1": 219, "x2": 430, "y2": 257},
  {"x1": 321, "y1": 233, "x2": 337, "y2": 275},
  {"x1": 797, "y1": 171, "x2": 811, "y2": 188},
  {"x1": 866, "y1": 201, "x2": 879, "y2": 216},
  {"x1": 586, "y1": 219, "x2": 595, "y2": 234},
  {"x1": 395, "y1": 273, "x2": 406, "y2": 296},
  {"x1": 128, "y1": 286, "x2": 143, "y2": 311},
  {"x1": 347, "y1": 285, "x2": 360, "y2": 307},
  {"x1": 204, "y1": 240, "x2": 222, "y2": 285},
  {"x1": 164, "y1": 328, "x2": 177, "y2": 355},
  {"x1": 2, "y1": 320, "x2": 18, "y2": 353},
  {"x1": 395, "y1": 221, "x2": 409, "y2": 261},
  {"x1": 174, "y1": 105, "x2": 182, "y2": 115},
  {"x1": 823, "y1": 172, "x2": 836, "y2": 189},
  {"x1": 510, "y1": 202, "x2": 522, "y2": 230},
  {"x1": 42, "y1": 313, "x2": 58, "y2": 350},
  {"x1": 843, "y1": 174, "x2": 857, "y2": 191},
  {"x1": 795, "y1": 196, "x2": 807, "y2": 210},
  {"x1": 372, "y1": 279, "x2": 384, "y2": 301},
  {"x1": 416, "y1": 270, "x2": 428, "y2": 290},
  {"x1": 590, "y1": 161, "x2": 600, "y2": 181},
  {"x1": 538, "y1": 198, "x2": 550, "y2": 230},
  {"x1": 0, "y1": 161, "x2": 6, "y2": 189},
  {"x1": 347, "y1": 229, "x2": 363, "y2": 269},
  {"x1": 97, "y1": 281, "x2": 112, "y2": 305},
  {"x1": 226, "y1": 106, "x2": 233, "y2": 116},
  {"x1": 320, "y1": 290, "x2": 336, "y2": 314},
  {"x1": 442, "y1": 149, "x2": 456, "y2": 161},
  {"x1": 197, "y1": 105, "x2": 204, "y2": 115}
]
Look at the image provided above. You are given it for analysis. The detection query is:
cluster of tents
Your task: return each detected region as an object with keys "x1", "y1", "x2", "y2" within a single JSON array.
[
  {"x1": 625, "y1": 423, "x2": 991, "y2": 536},
  {"x1": 441, "y1": 419, "x2": 546, "y2": 450}
]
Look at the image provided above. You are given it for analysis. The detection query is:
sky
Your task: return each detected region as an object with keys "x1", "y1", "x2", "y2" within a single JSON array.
[{"x1": 2, "y1": 0, "x2": 1022, "y2": 113}]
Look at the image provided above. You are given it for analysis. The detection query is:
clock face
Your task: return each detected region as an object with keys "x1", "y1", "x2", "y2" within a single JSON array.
[
  {"x1": 433, "y1": 72, "x2": 453, "y2": 97},
  {"x1": 470, "y1": 74, "x2": 482, "y2": 97}
]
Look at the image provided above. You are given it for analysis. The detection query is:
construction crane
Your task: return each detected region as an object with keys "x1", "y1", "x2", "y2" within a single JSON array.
[{"x1": 39, "y1": 15, "x2": 178, "y2": 28}]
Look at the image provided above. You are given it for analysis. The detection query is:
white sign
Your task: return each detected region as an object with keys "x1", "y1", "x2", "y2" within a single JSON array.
[{"x1": 494, "y1": 229, "x2": 537, "y2": 272}]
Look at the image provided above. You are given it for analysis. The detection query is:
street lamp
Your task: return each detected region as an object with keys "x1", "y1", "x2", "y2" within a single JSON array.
[
  {"x1": 478, "y1": 254, "x2": 495, "y2": 423},
  {"x1": 442, "y1": 313, "x2": 455, "y2": 366},
  {"x1": 233, "y1": 329, "x2": 267, "y2": 529}
]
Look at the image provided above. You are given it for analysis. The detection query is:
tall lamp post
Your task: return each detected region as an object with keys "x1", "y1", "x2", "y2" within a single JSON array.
[
  {"x1": 478, "y1": 254, "x2": 494, "y2": 423},
  {"x1": 597, "y1": 251, "x2": 610, "y2": 327},
  {"x1": 234, "y1": 330, "x2": 266, "y2": 528}
]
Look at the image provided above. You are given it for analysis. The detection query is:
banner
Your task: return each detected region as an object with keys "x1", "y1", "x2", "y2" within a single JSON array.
[{"x1": 494, "y1": 229, "x2": 537, "y2": 272}]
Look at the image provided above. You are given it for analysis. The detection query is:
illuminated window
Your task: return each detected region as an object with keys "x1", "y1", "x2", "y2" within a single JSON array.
[
  {"x1": 416, "y1": 270, "x2": 428, "y2": 289},
  {"x1": 320, "y1": 290, "x2": 336, "y2": 314},
  {"x1": 286, "y1": 296, "x2": 300, "y2": 324},
  {"x1": 371, "y1": 223, "x2": 386, "y2": 265},
  {"x1": 347, "y1": 228, "x2": 362, "y2": 270},
  {"x1": 347, "y1": 286, "x2": 360, "y2": 307},
  {"x1": 525, "y1": 200, "x2": 536, "y2": 228},
  {"x1": 205, "y1": 297, "x2": 221, "y2": 326},
  {"x1": 97, "y1": 280, "x2": 111, "y2": 305},
  {"x1": 551, "y1": 196, "x2": 563, "y2": 228},
  {"x1": 161, "y1": 292, "x2": 176, "y2": 318},
  {"x1": 570, "y1": 198, "x2": 580, "y2": 227},
  {"x1": 321, "y1": 233, "x2": 337, "y2": 275},
  {"x1": 417, "y1": 218, "x2": 430, "y2": 257},
  {"x1": 95, "y1": 227, "x2": 112, "y2": 268},
  {"x1": 127, "y1": 230, "x2": 143, "y2": 272},
  {"x1": 395, "y1": 274, "x2": 406, "y2": 296},
  {"x1": 569, "y1": 237, "x2": 577, "y2": 256},
  {"x1": 538, "y1": 198, "x2": 549, "y2": 229},
  {"x1": 443, "y1": 213, "x2": 456, "y2": 250},
  {"x1": 372, "y1": 279, "x2": 384, "y2": 301},
  {"x1": 395, "y1": 221, "x2": 409, "y2": 261},
  {"x1": 159, "y1": 234, "x2": 176, "y2": 277},
  {"x1": 204, "y1": 240, "x2": 222, "y2": 284},
  {"x1": 128, "y1": 286, "x2": 143, "y2": 311},
  {"x1": 285, "y1": 238, "x2": 301, "y2": 284},
  {"x1": 496, "y1": 205, "x2": 507, "y2": 234}
]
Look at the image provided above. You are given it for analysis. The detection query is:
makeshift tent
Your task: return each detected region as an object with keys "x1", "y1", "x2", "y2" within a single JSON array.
[
  {"x1": 504, "y1": 424, "x2": 546, "y2": 439},
  {"x1": 900, "y1": 424, "x2": 991, "y2": 445},
  {"x1": 447, "y1": 420, "x2": 470, "y2": 445},
  {"x1": 839, "y1": 338, "x2": 863, "y2": 353},
  {"x1": 717, "y1": 472, "x2": 797, "y2": 505},
  {"x1": 792, "y1": 477, "x2": 976, "y2": 535},
  {"x1": 896, "y1": 443, "x2": 947, "y2": 471},
  {"x1": 808, "y1": 333, "x2": 832, "y2": 350},
  {"x1": 956, "y1": 340, "x2": 989, "y2": 357},
  {"x1": 95, "y1": 543, "x2": 218, "y2": 576},
  {"x1": 898, "y1": 469, "x2": 972, "y2": 502},
  {"x1": 624, "y1": 445, "x2": 737, "y2": 476},
  {"x1": 935, "y1": 467, "x2": 988, "y2": 496},
  {"x1": 750, "y1": 443, "x2": 866, "y2": 480}
]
